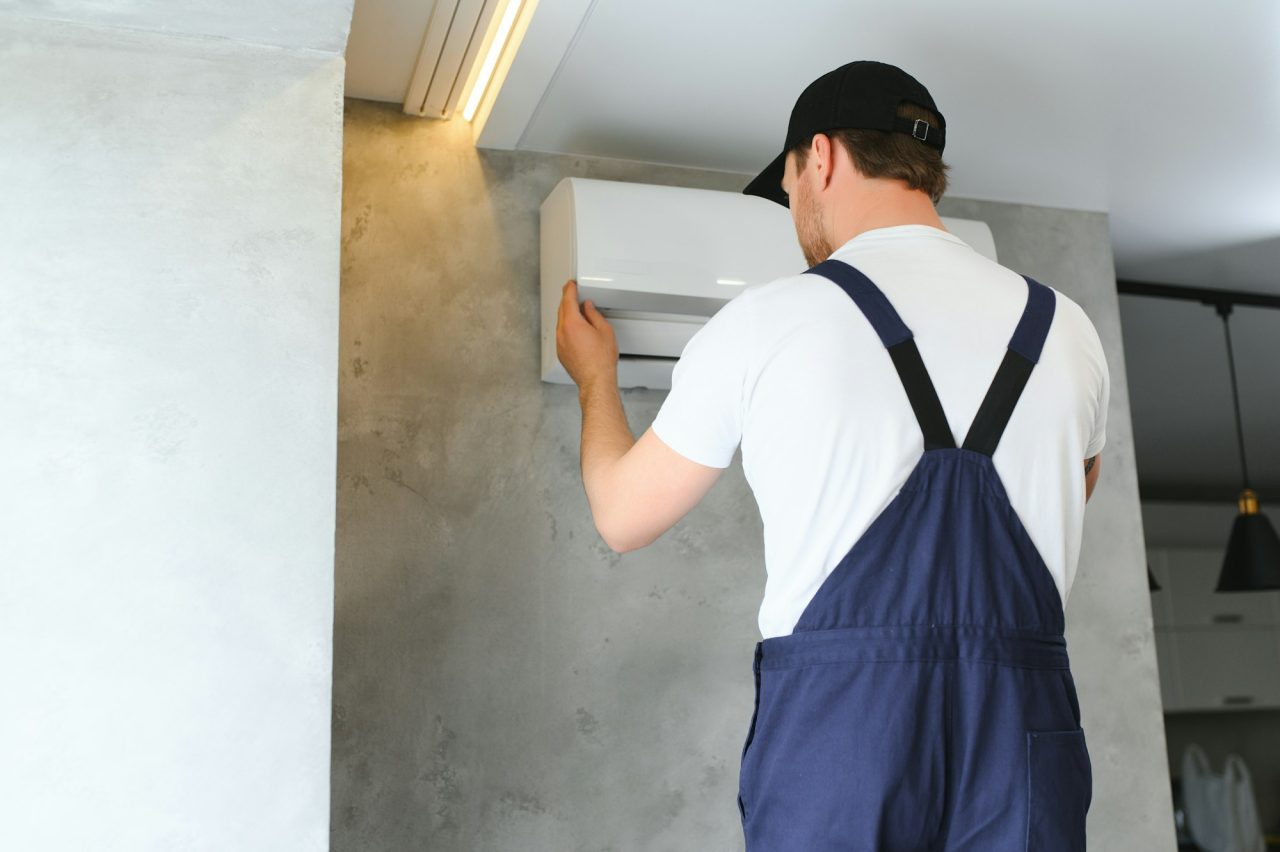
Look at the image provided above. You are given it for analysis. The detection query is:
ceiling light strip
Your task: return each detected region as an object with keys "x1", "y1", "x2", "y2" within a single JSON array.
[{"x1": 463, "y1": 0, "x2": 525, "y2": 121}]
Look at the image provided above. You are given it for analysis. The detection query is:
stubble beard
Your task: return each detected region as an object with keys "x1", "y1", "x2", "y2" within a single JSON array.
[{"x1": 794, "y1": 180, "x2": 834, "y2": 268}]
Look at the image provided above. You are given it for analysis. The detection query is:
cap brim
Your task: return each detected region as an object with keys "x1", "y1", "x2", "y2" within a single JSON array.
[{"x1": 742, "y1": 150, "x2": 789, "y2": 208}]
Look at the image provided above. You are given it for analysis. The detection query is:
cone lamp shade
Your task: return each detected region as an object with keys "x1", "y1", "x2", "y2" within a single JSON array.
[
  {"x1": 1212, "y1": 303, "x2": 1280, "y2": 592},
  {"x1": 1215, "y1": 489, "x2": 1280, "y2": 591}
]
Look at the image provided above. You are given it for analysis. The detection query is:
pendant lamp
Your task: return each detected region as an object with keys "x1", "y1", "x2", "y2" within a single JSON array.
[{"x1": 1213, "y1": 303, "x2": 1280, "y2": 592}]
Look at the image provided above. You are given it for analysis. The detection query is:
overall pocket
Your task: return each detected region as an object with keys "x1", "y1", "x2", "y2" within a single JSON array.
[
  {"x1": 738, "y1": 643, "x2": 764, "y2": 821},
  {"x1": 1025, "y1": 728, "x2": 1092, "y2": 851}
]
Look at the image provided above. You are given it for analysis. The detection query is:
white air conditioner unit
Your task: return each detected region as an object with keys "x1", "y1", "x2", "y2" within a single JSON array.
[{"x1": 539, "y1": 177, "x2": 998, "y2": 390}]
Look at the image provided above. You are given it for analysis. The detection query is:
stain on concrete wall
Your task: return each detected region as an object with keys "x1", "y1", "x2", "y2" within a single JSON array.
[{"x1": 334, "y1": 98, "x2": 1174, "y2": 851}]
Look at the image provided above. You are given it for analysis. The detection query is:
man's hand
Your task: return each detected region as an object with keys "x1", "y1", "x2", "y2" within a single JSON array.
[
  {"x1": 556, "y1": 280, "x2": 618, "y2": 391},
  {"x1": 554, "y1": 281, "x2": 723, "y2": 553}
]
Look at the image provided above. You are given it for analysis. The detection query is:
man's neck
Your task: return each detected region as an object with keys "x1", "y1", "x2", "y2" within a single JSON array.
[{"x1": 829, "y1": 187, "x2": 946, "y2": 248}]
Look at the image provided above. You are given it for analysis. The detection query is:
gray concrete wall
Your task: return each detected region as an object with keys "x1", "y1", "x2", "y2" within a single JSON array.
[
  {"x1": 334, "y1": 98, "x2": 1174, "y2": 850},
  {"x1": 0, "y1": 9, "x2": 347, "y2": 851},
  {"x1": 0, "y1": 0, "x2": 354, "y2": 52}
]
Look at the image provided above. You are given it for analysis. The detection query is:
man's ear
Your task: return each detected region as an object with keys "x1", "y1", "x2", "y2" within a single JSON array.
[{"x1": 811, "y1": 132, "x2": 834, "y2": 192}]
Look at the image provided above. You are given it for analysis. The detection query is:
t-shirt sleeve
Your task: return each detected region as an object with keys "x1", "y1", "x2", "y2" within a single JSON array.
[
  {"x1": 1084, "y1": 317, "x2": 1110, "y2": 458},
  {"x1": 649, "y1": 291, "x2": 754, "y2": 468}
]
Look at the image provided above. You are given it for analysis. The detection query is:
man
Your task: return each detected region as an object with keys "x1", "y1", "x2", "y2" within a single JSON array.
[{"x1": 556, "y1": 60, "x2": 1108, "y2": 851}]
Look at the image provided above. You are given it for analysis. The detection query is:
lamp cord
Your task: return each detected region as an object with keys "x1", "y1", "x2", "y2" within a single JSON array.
[{"x1": 1218, "y1": 304, "x2": 1251, "y2": 489}]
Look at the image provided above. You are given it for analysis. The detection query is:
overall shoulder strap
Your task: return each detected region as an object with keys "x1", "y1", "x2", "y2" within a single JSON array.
[
  {"x1": 807, "y1": 259, "x2": 956, "y2": 451},
  {"x1": 960, "y1": 275, "x2": 1056, "y2": 456}
]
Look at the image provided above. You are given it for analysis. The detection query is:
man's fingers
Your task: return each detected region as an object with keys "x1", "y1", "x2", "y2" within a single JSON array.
[
  {"x1": 586, "y1": 300, "x2": 614, "y2": 337},
  {"x1": 559, "y1": 279, "x2": 583, "y2": 324}
]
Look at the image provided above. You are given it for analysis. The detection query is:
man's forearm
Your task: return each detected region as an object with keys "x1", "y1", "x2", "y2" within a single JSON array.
[{"x1": 578, "y1": 379, "x2": 635, "y2": 523}]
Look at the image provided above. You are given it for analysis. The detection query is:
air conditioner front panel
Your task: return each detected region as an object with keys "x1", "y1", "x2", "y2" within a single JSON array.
[
  {"x1": 572, "y1": 178, "x2": 805, "y2": 310},
  {"x1": 576, "y1": 282, "x2": 723, "y2": 318}
]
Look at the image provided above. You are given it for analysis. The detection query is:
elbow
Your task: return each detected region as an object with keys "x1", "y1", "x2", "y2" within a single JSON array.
[
  {"x1": 605, "y1": 538, "x2": 636, "y2": 555},
  {"x1": 595, "y1": 513, "x2": 648, "y2": 554},
  {"x1": 1083, "y1": 453, "x2": 1102, "y2": 503},
  {"x1": 598, "y1": 525, "x2": 641, "y2": 554}
]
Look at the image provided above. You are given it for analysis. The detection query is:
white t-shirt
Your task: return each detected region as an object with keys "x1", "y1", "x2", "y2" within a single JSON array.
[{"x1": 650, "y1": 224, "x2": 1110, "y2": 640}]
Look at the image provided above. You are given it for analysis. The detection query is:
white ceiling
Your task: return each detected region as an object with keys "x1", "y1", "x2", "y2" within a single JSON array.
[{"x1": 344, "y1": 0, "x2": 1280, "y2": 498}]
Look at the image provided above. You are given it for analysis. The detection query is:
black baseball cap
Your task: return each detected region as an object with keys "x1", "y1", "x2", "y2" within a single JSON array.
[{"x1": 743, "y1": 60, "x2": 946, "y2": 208}]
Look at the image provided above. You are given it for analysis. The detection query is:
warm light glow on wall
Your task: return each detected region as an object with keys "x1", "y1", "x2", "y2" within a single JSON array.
[{"x1": 463, "y1": 0, "x2": 523, "y2": 121}]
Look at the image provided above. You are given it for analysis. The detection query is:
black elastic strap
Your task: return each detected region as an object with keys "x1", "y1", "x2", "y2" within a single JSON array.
[
  {"x1": 806, "y1": 259, "x2": 957, "y2": 450},
  {"x1": 808, "y1": 261, "x2": 1055, "y2": 457},
  {"x1": 961, "y1": 350, "x2": 1035, "y2": 456},
  {"x1": 961, "y1": 275, "x2": 1056, "y2": 456},
  {"x1": 888, "y1": 339, "x2": 957, "y2": 451}
]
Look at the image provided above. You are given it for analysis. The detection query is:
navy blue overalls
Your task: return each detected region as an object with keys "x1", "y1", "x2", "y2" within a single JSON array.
[{"x1": 736, "y1": 259, "x2": 1092, "y2": 852}]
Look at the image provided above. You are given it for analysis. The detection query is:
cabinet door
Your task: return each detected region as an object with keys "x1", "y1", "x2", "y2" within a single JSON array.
[
  {"x1": 1164, "y1": 547, "x2": 1280, "y2": 628},
  {"x1": 1172, "y1": 629, "x2": 1280, "y2": 711},
  {"x1": 1147, "y1": 548, "x2": 1173, "y2": 627},
  {"x1": 1152, "y1": 627, "x2": 1182, "y2": 710}
]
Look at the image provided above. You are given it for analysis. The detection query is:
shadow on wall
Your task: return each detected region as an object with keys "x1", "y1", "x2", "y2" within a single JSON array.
[{"x1": 332, "y1": 99, "x2": 765, "y2": 851}]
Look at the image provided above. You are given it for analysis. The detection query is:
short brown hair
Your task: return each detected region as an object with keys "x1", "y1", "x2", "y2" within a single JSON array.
[{"x1": 791, "y1": 101, "x2": 950, "y2": 203}]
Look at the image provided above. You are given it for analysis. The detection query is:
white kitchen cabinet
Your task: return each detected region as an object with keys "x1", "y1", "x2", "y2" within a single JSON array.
[
  {"x1": 1152, "y1": 628, "x2": 1181, "y2": 710},
  {"x1": 1171, "y1": 628, "x2": 1280, "y2": 710},
  {"x1": 1162, "y1": 546, "x2": 1280, "y2": 628},
  {"x1": 1147, "y1": 546, "x2": 1280, "y2": 713},
  {"x1": 1147, "y1": 548, "x2": 1174, "y2": 627}
]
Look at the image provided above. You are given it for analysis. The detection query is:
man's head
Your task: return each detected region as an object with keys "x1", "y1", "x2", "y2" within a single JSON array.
[
  {"x1": 780, "y1": 99, "x2": 950, "y2": 266},
  {"x1": 745, "y1": 61, "x2": 950, "y2": 265}
]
